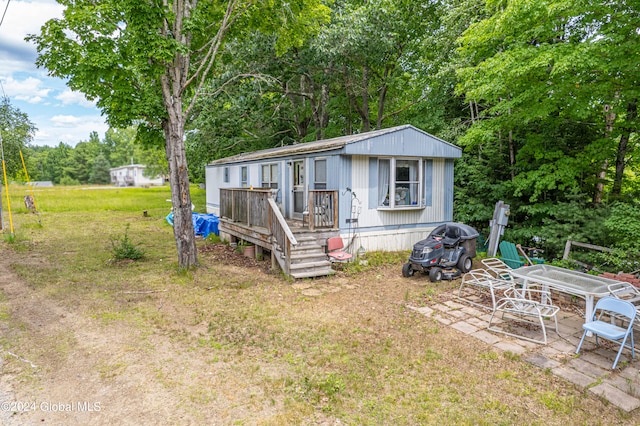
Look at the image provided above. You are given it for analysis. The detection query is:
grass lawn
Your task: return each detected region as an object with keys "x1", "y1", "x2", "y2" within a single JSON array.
[{"x1": 0, "y1": 184, "x2": 635, "y2": 424}]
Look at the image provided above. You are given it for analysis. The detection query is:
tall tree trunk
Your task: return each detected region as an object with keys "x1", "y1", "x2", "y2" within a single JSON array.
[
  {"x1": 361, "y1": 67, "x2": 370, "y2": 132},
  {"x1": 304, "y1": 73, "x2": 330, "y2": 141},
  {"x1": 595, "y1": 104, "x2": 616, "y2": 204},
  {"x1": 343, "y1": 63, "x2": 353, "y2": 135},
  {"x1": 161, "y1": 74, "x2": 198, "y2": 269},
  {"x1": 285, "y1": 77, "x2": 310, "y2": 140},
  {"x1": 319, "y1": 80, "x2": 330, "y2": 137},
  {"x1": 376, "y1": 67, "x2": 390, "y2": 130},
  {"x1": 508, "y1": 128, "x2": 515, "y2": 180},
  {"x1": 612, "y1": 100, "x2": 637, "y2": 196}
]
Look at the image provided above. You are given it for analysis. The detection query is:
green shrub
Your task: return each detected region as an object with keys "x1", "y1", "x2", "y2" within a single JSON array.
[
  {"x1": 59, "y1": 176, "x2": 80, "y2": 186},
  {"x1": 110, "y1": 224, "x2": 146, "y2": 260}
]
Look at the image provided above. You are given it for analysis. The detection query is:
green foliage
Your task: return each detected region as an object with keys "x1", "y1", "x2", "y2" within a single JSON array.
[
  {"x1": 59, "y1": 176, "x2": 80, "y2": 186},
  {"x1": 17, "y1": 0, "x2": 639, "y2": 274},
  {"x1": 506, "y1": 194, "x2": 609, "y2": 260},
  {"x1": 110, "y1": 224, "x2": 146, "y2": 261},
  {"x1": 185, "y1": 0, "x2": 449, "y2": 182},
  {"x1": 342, "y1": 250, "x2": 410, "y2": 275},
  {"x1": 604, "y1": 203, "x2": 640, "y2": 251},
  {"x1": 0, "y1": 97, "x2": 37, "y2": 178},
  {"x1": 89, "y1": 153, "x2": 112, "y2": 184}
]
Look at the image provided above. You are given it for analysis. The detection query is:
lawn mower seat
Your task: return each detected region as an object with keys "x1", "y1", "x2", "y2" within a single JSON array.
[
  {"x1": 327, "y1": 237, "x2": 353, "y2": 262},
  {"x1": 441, "y1": 225, "x2": 461, "y2": 247}
]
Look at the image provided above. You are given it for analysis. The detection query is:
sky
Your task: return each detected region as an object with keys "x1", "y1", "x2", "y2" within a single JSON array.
[{"x1": 0, "y1": 0, "x2": 109, "y2": 147}]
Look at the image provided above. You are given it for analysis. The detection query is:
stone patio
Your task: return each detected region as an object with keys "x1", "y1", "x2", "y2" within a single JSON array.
[{"x1": 409, "y1": 292, "x2": 640, "y2": 413}]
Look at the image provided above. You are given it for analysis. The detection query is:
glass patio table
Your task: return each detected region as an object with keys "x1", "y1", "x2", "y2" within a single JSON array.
[{"x1": 509, "y1": 264, "x2": 622, "y2": 324}]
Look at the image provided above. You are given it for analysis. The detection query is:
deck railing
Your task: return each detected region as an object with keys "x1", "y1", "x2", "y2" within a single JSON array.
[
  {"x1": 220, "y1": 188, "x2": 298, "y2": 273},
  {"x1": 220, "y1": 188, "x2": 272, "y2": 227},
  {"x1": 267, "y1": 197, "x2": 297, "y2": 273},
  {"x1": 306, "y1": 190, "x2": 339, "y2": 231}
]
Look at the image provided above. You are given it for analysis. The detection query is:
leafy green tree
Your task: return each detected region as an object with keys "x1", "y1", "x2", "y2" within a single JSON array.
[
  {"x1": 60, "y1": 137, "x2": 101, "y2": 184},
  {"x1": 30, "y1": 0, "x2": 330, "y2": 268},
  {"x1": 104, "y1": 127, "x2": 137, "y2": 167},
  {"x1": 455, "y1": 0, "x2": 640, "y2": 205},
  {"x1": 186, "y1": 0, "x2": 449, "y2": 182},
  {"x1": 89, "y1": 153, "x2": 112, "y2": 184},
  {"x1": 0, "y1": 97, "x2": 37, "y2": 179},
  {"x1": 33, "y1": 143, "x2": 72, "y2": 184},
  {"x1": 315, "y1": 0, "x2": 441, "y2": 132}
]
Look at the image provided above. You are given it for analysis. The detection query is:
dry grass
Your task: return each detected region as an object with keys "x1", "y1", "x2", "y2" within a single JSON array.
[{"x1": 0, "y1": 184, "x2": 636, "y2": 424}]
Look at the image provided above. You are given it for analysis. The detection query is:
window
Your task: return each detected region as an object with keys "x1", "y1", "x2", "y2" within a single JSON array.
[
  {"x1": 223, "y1": 167, "x2": 230, "y2": 183},
  {"x1": 240, "y1": 166, "x2": 248, "y2": 188},
  {"x1": 314, "y1": 159, "x2": 327, "y2": 189},
  {"x1": 378, "y1": 158, "x2": 421, "y2": 208},
  {"x1": 261, "y1": 163, "x2": 278, "y2": 189}
]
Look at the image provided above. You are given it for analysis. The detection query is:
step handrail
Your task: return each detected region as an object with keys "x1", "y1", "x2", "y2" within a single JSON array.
[{"x1": 267, "y1": 198, "x2": 297, "y2": 271}]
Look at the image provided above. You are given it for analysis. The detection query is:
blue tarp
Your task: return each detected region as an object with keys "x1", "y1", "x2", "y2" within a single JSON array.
[{"x1": 166, "y1": 212, "x2": 219, "y2": 238}]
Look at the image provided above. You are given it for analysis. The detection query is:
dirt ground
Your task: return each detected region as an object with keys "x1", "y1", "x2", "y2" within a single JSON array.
[
  {"x1": 0, "y1": 243, "x2": 406, "y2": 425},
  {"x1": 0, "y1": 243, "x2": 633, "y2": 425}
]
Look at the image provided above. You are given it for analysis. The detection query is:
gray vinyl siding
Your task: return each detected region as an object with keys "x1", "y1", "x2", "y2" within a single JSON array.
[
  {"x1": 444, "y1": 159, "x2": 454, "y2": 221},
  {"x1": 424, "y1": 159, "x2": 433, "y2": 207}
]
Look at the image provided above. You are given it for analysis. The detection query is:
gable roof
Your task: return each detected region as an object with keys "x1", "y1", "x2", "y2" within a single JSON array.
[
  {"x1": 110, "y1": 164, "x2": 146, "y2": 172},
  {"x1": 207, "y1": 125, "x2": 461, "y2": 166}
]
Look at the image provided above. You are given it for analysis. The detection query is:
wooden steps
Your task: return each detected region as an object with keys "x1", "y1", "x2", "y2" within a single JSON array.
[
  {"x1": 280, "y1": 235, "x2": 335, "y2": 279},
  {"x1": 219, "y1": 216, "x2": 341, "y2": 279}
]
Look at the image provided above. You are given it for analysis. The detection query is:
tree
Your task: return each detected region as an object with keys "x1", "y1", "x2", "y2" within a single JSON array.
[
  {"x1": 104, "y1": 127, "x2": 137, "y2": 167},
  {"x1": 185, "y1": 0, "x2": 450, "y2": 182},
  {"x1": 30, "y1": 0, "x2": 330, "y2": 268},
  {"x1": 31, "y1": 143, "x2": 72, "y2": 184},
  {"x1": 89, "y1": 153, "x2": 112, "y2": 184},
  {"x1": 61, "y1": 138, "x2": 101, "y2": 184},
  {"x1": 455, "y1": 0, "x2": 640, "y2": 205},
  {"x1": 0, "y1": 97, "x2": 37, "y2": 178}
]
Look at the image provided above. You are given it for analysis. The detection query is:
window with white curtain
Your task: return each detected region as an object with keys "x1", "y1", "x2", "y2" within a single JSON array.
[{"x1": 378, "y1": 158, "x2": 422, "y2": 208}]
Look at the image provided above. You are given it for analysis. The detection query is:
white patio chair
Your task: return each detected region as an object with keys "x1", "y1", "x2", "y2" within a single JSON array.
[
  {"x1": 608, "y1": 282, "x2": 640, "y2": 308},
  {"x1": 576, "y1": 296, "x2": 636, "y2": 369},
  {"x1": 481, "y1": 258, "x2": 514, "y2": 280},
  {"x1": 488, "y1": 287, "x2": 560, "y2": 345},
  {"x1": 480, "y1": 257, "x2": 530, "y2": 286},
  {"x1": 458, "y1": 269, "x2": 515, "y2": 310}
]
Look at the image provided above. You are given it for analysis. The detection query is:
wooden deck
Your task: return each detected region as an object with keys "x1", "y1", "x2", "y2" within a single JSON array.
[{"x1": 218, "y1": 188, "x2": 340, "y2": 279}]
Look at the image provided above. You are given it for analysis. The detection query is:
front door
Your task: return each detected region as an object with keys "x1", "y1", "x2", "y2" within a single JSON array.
[{"x1": 291, "y1": 160, "x2": 305, "y2": 220}]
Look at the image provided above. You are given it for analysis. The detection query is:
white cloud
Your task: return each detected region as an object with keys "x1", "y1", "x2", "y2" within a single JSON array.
[
  {"x1": 33, "y1": 114, "x2": 109, "y2": 146},
  {"x1": 0, "y1": 0, "x2": 64, "y2": 73},
  {"x1": 51, "y1": 115, "x2": 84, "y2": 127},
  {"x1": 0, "y1": 75, "x2": 51, "y2": 103},
  {"x1": 0, "y1": 1, "x2": 108, "y2": 147},
  {"x1": 56, "y1": 89, "x2": 96, "y2": 108}
]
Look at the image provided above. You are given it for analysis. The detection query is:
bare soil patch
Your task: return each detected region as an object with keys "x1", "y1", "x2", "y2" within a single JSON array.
[{"x1": 0, "y1": 243, "x2": 636, "y2": 425}]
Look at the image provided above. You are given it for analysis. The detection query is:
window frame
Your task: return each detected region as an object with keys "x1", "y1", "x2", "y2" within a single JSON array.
[
  {"x1": 376, "y1": 157, "x2": 423, "y2": 210},
  {"x1": 261, "y1": 163, "x2": 279, "y2": 189},
  {"x1": 313, "y1": 158, "x2": 327, "y2": 190},
  {"x1": 240, "y1": 166, "x2": 248, "y2": 188}
]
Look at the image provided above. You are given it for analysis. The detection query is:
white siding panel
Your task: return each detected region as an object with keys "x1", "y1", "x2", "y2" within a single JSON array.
[
  {"x1": 205, "y1": 166, "x2": 228, "y2": 214},
  {"x1": 350, "y1": 226, "x2": 436, "y2": 252},
  {"x1": 206, "y1": 164, "x2": 265, "y2": 214},
  {"x1": 430, "y1": 159, "x2": 446, "y2": 222},
  {"x1": 349, "y1": 156, "x2": 370, "y2": 224}
]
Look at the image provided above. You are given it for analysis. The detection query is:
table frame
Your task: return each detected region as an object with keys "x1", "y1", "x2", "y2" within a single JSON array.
[{"x1": 509, "y1": 264, "x2": 620, "y2": 324}]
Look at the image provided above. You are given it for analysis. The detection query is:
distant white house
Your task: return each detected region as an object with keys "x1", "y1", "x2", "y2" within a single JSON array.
[{"x1": 110, "y1": 164, "x2": 164, "y2": 187}]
